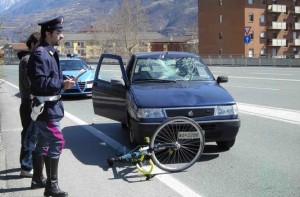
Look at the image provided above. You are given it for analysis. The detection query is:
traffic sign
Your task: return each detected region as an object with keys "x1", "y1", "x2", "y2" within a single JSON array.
[
  {"x1": 244, "y1": 26, "x2": 251, "y2": 35},
  {"x1": 244, "y1": 35, "x2": 251, "y2": 44}
]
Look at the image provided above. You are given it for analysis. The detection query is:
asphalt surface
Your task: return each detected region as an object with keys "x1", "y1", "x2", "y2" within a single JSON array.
[
  {"x1": 0, "y1": 79, "x2": 186, "y2": 197},
  {"x1": 1, "y1": 65, "x2": 300, "y2": 197}
]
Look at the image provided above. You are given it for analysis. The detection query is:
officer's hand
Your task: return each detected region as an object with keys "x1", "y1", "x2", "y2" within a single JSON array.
[{"x1": 64, "y1": 80, "x2": 76, "y2": 89}]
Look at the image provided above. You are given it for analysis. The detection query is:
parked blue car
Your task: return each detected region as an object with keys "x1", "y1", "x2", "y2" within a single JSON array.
[
  {"x1": 92, "y1": 52, "x2": 240, "y2": 150},
  {"x1": 60, "y1": 58, "x2": 95, "y2": 96}
]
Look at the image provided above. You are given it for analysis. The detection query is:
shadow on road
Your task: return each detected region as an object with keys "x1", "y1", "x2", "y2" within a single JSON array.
[
  {"x1": 62, "y1": 123, "x2": 225, "y2": 183},
  {"x1": 0, "y1": 168, "x2": 32, "y2": 193}
]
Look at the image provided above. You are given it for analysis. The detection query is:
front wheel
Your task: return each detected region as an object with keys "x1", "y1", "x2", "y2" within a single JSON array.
[{"x1": 150, "y1": 117, "x2": 205, "y2": 172}]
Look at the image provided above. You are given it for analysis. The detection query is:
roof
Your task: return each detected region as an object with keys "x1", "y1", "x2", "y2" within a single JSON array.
[
  {"x1": 3, "y1": 43, "x2": 27, "y2": 51},
  {"x1": 63, "y1": 32, "x2": 164, "y2": 42},
  {"x1": 150, "y1": 35, "x2": 198, "y2": 43}
]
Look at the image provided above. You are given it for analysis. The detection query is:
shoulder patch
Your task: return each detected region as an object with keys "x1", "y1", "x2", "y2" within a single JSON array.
[
  {"x1": 34, "y1": 46, "x2": 44, "y2": 55},
  {"x1": 36, "y1": 46, "x2": 44, "y2": 52}
]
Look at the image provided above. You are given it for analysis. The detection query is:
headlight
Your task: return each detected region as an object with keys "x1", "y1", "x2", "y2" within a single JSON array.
[
  {"x1": 215, "y1": 105, "x2": 238, "y2": 116},
  {"x1": 137, "y1": 108, "x2": 166, "y2": 118}
]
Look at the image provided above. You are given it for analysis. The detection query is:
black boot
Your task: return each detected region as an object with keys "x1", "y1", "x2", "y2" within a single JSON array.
[
  {"x1": 44, "y1": 157, "x2": 68, "y2": 197},
  {"x1": 31, "y1": 152, "x2": 46, "y2": 189}
]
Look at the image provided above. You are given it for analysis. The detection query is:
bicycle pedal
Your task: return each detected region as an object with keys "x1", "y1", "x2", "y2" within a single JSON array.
[{"x1": 146, "y1": 174, "x2": 154, "y2": 180}]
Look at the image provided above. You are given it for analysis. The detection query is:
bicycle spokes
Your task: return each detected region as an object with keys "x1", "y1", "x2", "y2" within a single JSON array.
[{"x1": 150, "y1": 117, "x2": 204, "y2": 172}]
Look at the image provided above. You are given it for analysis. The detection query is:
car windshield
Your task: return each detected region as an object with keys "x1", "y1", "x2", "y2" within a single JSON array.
[
  {"x1": 132, "y1": 57, "x2": 214, "y2": 82},
  {"x1": 60, "y1": 59, "x2": 89, "y2": 71}
]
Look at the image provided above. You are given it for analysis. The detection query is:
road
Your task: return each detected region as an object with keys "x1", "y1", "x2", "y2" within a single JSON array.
[{"x1": 1, "y1": 65, "x2": 300, "y2": 197}]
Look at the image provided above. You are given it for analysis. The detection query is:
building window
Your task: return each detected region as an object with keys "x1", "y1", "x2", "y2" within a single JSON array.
[
  {"x1": 219, "y1": 15, "x2": 223, "y2": 23},
  {"x1": 272, "y1": 48, "x2": 277, "y2": 57},
  {"x1": 77, "y1": 42, "x2": 85, "y2": 48},
  {"x1": 219, "y1": 32, "x2": 223, "y2": 39},
  {"x1": 293, "y1": 47, "x2": 297, "y2": 53},
  {"x1": 248, "y1": 48, "x2": 254, "y2": 58},
  {"x1": 261, "y1": 0, "x2": 266, "y2": 4},
  {"x1": 249, "y1": 31, "x2": 254, "y2": 39},
  {"x1": 293, "y1": 32, "x2": 297, "y2": 39},
  {"x1": 272, "y1": 0, "x2": 277, "y2": 3},
  {"x1": 77, "y1": 49, "x2": 86, "y2": 56},
  {"x1": 248, "y1": 0, "x2": 253, "y2": 4},
  {"x1": 219, "y1": 0, "x2": 222, "y2": 6},
  {"x1": 260, "y1": 14, "x2": 265, "y2": 23},
  {"x1": 260, "y1": 48, "x2": 265, "y2": 56},
  {"x1": 293, "y1": 0, "x2": 297, "y2": 6},
  {"x1": 260, "y1": 31, "x2": 266, "y2": 39},
  {"x1": 219, "y1": 48, "x2": 223, "y2": 55},
  {"x1": 64, "y1": 42, "x2": 72, "y2": 47},
  {"x1": 248, "y1": 14, "x2": 254, "y2": 22}
]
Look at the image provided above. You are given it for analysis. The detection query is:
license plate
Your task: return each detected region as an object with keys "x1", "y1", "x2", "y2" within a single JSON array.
[{"x1": 178, "y1": 131, "x2": 200, "y2": 139}]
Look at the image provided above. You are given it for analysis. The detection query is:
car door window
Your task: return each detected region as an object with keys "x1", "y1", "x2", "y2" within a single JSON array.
[{"x1": 98, "y1": 58, "x2": 123, "y2": 83}]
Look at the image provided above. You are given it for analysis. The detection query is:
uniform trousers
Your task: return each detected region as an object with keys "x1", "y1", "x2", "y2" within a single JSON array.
[
  {"x1": 34, "y1": 120, "x2": 65, "y2": 159},
  {"x1": 20, "y1": 98, "x2": 37, "y2": 171}
]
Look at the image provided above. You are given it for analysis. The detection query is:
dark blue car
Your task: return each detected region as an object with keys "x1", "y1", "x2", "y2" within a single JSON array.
[{"x1": 92, "y1": 52, "x2": 240, "y2": 150}]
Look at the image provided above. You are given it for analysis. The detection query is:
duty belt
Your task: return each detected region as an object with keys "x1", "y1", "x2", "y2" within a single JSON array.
[{"x1": 30, "y1": 95, "x2": 61, "y2": 121}]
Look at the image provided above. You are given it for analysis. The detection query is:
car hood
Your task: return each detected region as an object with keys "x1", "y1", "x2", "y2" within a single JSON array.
[
  {"x1": 130, "y1": 81, "x2": 235, "y2": 108},
  {"x1": 62, "y1": 70, "x2": 95, "y2": 82}
]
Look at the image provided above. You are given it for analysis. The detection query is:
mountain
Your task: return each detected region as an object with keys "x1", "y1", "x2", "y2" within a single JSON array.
[
  {"x1": 0, "y1": 0, "x2": 198, "y2": 42},
  {"x1": 0, "y1": 0, "x2": 21, "y2": 12}
]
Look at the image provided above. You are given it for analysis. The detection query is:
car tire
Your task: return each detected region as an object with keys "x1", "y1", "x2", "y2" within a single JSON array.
[
  {"x1": 216, "y1": 139, "x2": 235, "y2": 150},
  {"x1": 128, "y1": 118, "x2": 137, "y2": 145}
]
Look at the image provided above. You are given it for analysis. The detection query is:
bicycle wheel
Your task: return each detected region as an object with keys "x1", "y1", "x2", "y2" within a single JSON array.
[{"x1": 150, "y1": 117, "x2": 204, "y2": 172}]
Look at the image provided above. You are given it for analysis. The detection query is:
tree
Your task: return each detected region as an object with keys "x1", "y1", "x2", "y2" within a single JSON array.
[{"x1": 92, "y1": 0, "x2": 149, "y2": 58}]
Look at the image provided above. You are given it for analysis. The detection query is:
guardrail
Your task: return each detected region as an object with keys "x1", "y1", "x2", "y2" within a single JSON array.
[{"x1": 201, "y1": 56, "x2": 300, "y2": 67}]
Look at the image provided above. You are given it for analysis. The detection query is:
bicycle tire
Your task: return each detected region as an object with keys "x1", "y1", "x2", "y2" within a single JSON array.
[{"x1": 150, "y1": 117, "x2": 205, "y2": 172}]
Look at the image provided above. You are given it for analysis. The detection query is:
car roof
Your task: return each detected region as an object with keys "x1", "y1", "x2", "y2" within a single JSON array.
[{"x1": 134, "y1": 51, "x2": 199, "y2": 59}]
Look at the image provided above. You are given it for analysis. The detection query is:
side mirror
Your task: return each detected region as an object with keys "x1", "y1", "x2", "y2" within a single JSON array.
[{"x1": 217, "y1": 76, "x2": 228, "y2": 84}]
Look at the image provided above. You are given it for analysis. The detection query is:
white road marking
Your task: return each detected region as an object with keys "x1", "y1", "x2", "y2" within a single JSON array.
[
  {"x1": 249, "y1": 73, "x2": 292, "y2": 76},
  {"x1": 0, "y1": 79, "x2": 19, "y2": 89},
  {"x1": 229, "y1": 76, "x2": 300, "y2": 82},
  {"x1": 64, "y1": 112, "x2": 202, "y2": 197},
  {"x1": 1, "y1": 79, "x2": 202, "y2": 197},
  {"x1": 238, "y1": 102, "x2": 300, "y2": 125},
  {"x1": 224, "y1": 85, "x2": 280, "y2": 91},
  {"x1": 3, "y1": 78, "x2": 300, "y2": 196}
]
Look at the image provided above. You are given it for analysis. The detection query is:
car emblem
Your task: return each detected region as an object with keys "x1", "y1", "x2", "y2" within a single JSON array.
[{"x1": 188, "y1": 111, "x2": 194, "y2": 117}]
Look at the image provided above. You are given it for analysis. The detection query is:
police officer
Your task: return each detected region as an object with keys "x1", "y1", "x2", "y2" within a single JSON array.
[
  {"x1": 18, "y1": 32, "x2": 41, "y2": 178},
  {"x1": 27, "y1": 16, "x2": 75, "y2": 197}
]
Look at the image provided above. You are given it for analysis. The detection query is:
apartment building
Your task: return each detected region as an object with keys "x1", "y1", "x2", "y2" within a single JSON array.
[
  {"x1": 57, "y1": 32, "x2": 164, "y2": 60},
  {"x1": 199, "y1": 0, "x2": 300, "y2": 58}
]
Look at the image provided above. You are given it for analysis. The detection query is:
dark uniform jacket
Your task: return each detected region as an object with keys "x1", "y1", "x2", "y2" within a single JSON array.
[
  {"x1": 27, "y1": 40, "x2": 65, "y2": 121},
  {"x1": 18, "y1": 51, "x2": 31, "y2": 99}
]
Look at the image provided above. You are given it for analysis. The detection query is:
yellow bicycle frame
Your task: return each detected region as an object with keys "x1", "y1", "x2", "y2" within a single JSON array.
[{"x1": 134, "y1": 147, "x2": 154, "y2": 177}]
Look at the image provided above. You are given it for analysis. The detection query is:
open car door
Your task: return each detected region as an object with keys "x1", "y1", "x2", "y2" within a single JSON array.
[{"x1": 92, "y1": 54, "x2": 129, "y2": 123}]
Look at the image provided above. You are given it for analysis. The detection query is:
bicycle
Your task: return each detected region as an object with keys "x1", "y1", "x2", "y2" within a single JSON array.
[{"x1": 107, "y1": 117, "x2": 205, "y2": 180}]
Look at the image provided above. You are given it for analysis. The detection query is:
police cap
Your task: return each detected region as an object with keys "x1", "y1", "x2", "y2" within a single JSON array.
[{"x1": 38, "y1": 16, "x2": 64, "y2": 31}]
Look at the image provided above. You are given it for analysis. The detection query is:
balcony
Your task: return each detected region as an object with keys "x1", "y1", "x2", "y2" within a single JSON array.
[
  {"x1": 268, "y1": 39, "x2": 286, "y2": 47},
  {"x1": 267, "y1": 4, "x2": 286, "y2": 13},
  {"x1": 294, "y1": 39, "x2": 300, "y2": 46},
  {"x1": 292, "y1": 6, "x2": 300, "y2": 14},
  {"x1": 295, "y1": 22, "x2": 300, "y2": 30},
  {"x1": 269, "y1": 21, "x2": 286, "y2": 30}
]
